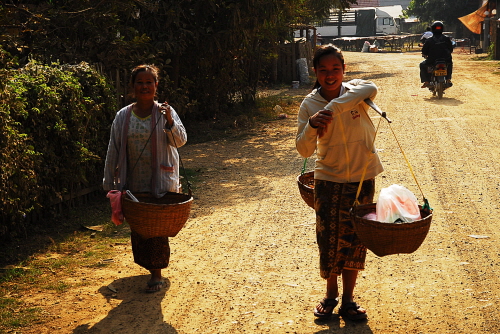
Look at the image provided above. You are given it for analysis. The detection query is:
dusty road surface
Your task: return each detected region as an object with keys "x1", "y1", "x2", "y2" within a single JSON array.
[{"x1": 21, "y1": 50, "x2": 500, "y2": 333}]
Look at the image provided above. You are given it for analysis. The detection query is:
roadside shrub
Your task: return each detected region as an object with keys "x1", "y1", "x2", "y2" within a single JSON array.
[
  {"x1": 487, "y1": 42, "x2": 495, "y2": 60},
  {"x1": 0, "y1": 61, "x2": 116, "y2": 239},
  {"x1": 0, "y1": 91, "x2": 37, "y2": 234}
]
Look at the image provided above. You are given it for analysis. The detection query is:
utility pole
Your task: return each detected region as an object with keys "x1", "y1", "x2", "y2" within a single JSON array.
[
  {"x1": 337, "y1": 11, "x2": 343, "y2": 38},
  {"x1": 483, "y1": 11, "x2": 490, "y2": 51},
  {"x1": 494, "y1": 1, "x2": 500, "y2": 59}
]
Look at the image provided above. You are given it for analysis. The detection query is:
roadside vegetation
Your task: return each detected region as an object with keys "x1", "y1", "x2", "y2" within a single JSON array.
[
  {"x1": 0, "y1": 0, "x2": 353, "y2": 242},
  {"x1": 0, "y1": 87, "x2": 305, "y2": 333}
]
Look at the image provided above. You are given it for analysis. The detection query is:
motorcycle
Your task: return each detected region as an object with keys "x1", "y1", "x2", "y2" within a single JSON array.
[{"x1": 427, "y1": 59, "x2": 452, "y2": 99}]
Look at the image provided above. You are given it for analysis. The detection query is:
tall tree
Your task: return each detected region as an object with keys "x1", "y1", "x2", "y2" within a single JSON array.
[
  {"x1": 406, "y1": 0, "x2": 480, "y2": 34},
  {"x1": 1, "y1": 0, "x2": 357, "y2": 120}
]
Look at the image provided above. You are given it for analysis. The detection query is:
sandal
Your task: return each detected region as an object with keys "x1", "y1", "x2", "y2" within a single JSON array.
[
  {"x1": 314, "y1": 297, "x2": 339, "y2": 318},
  {"x1": 145, "y1": 280, "x2": 164, "y2": 293},
  {"x1": 339, "y1": 302, "x2": 367, "y2": 321}
]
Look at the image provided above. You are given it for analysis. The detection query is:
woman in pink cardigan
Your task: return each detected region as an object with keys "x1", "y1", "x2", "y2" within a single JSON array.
[{"x1": 103, "y1": 64, "x2": 187, "y2": 293}]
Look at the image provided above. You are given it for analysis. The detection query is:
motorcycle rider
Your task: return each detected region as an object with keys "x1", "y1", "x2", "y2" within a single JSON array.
[
  {"x1": 419, "y1": 26, "x2": 433, "y2": 46},
  {"x1": 419, "y1": 21, "x2": 454, "y2": 88}
]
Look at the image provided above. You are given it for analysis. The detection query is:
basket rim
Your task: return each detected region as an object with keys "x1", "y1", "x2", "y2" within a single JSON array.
[
  {"x1": 297, "y1": 170, "x2": 314, "y2": 180},
  {"x1": 123, "y1": 193, "x2": 193, "y2": 206},
  {"x1": 297, "y1": 171, "x2": 314, "y2": 188},
  {"x1": 351, "y1": 202, "x2": 433, "y2": 224}
]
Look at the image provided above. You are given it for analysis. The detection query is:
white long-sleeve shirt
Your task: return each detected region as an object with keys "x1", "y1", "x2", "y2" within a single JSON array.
[
  {"x1": 103, "y1": 102, "x2": 187, "y2": 197},
  {"x1": 296, "y1": 79, "x2": 383, "y2": 183}
]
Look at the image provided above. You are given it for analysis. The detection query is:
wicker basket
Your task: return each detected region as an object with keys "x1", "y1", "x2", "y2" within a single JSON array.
[
  {"x1": 297, "y1": 171, "x2": 315, "y2": 209},
  {"x1": 351, "y1": 203, "x2": 433, "y2": 257},
  {"x1": 122, "y1": 192, "x2": 193, "y2": 238}
]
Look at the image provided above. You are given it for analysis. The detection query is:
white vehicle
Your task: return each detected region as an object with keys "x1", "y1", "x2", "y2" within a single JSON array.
[{"x1": 295, "y1": 5, "x2": 403, "y2": 39}]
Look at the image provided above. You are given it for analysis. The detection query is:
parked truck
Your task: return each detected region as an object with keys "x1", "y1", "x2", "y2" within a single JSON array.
[{"x1": 296, "y1": 5, "x2": 403, "y2": 40}]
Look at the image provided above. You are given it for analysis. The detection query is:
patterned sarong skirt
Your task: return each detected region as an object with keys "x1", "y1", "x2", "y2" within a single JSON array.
[
  {"x1": 131, "y1": 230, "x2": 170, "y2": 270},
  {"x1": 314, "y1": 178, "x2": 375, "y2": 279}
]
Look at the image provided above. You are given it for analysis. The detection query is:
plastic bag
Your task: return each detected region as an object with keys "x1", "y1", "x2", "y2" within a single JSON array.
[
  {"x1": 362, "y1": 41, "x2": 370, "y2": 52},
  {"x1": 376, "y1": 184, "x2": 421, "y2": 223},
  {"x1": 362, "y1": 212, "x2": 378, "y2": 221},
  {"x1": 106, "y1": 190, "x2": 124, "y2": 226}
]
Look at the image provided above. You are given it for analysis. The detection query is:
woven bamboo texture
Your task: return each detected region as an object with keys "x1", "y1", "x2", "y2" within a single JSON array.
[
  {"x1": 351, "y1": 203, "x2": 433, "y2": 257},
  {"x1": 122, "y1": 192, "x2": 193, "y2": 238},
  {"x1": 297, "y1": 171, "x2": 315, "y2": 209}
]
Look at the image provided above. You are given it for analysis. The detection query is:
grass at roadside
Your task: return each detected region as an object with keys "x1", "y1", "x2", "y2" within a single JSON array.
[
  {"x1": 0, "y1": 297, "x2": 42, "y2": 330},
  {"x1": 0, "y1": 87, "x2": 305, "y2": 333},
  {"x1": 470, "y1": 54, "x2": 500, "y2": 75},
  {"x1": 184, "y1": 85, "x2": 305, "y2": 144},
  {"x1": 0, "y1": 198, "x2": 131, "y2": 332}
]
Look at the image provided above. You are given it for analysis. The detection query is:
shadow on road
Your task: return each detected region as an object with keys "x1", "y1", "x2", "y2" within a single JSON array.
[
  {"x1": 313, "y1": 315, "x2": 374, "y2": 333},
  {"x1": 73, "y1": 275, "x2": 177, "y2": 334},
  {"x1": 423, "y1": 96, "x2": 464, "y2": 106}
]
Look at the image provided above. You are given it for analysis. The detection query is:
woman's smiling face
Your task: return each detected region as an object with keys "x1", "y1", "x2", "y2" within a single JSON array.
[
  {"x1": 314, "y1": 54, "x2": 345, "y2": 99},
  {"x1": 134, "y1": 71, "x2": 158, "y2": 101}
]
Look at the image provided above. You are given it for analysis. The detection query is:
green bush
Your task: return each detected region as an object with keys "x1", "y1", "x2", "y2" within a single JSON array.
[{"x1": 0, "y1": 61, "x2": 116, "y2": 238}]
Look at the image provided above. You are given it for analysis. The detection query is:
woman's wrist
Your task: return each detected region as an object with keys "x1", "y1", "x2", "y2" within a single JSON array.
[
  {"x1": 163, "y1": 120, "x2": 175, "y2": 133},
  {"x1": 309, "y1": 117, "x2": 318, "y2": 128}
]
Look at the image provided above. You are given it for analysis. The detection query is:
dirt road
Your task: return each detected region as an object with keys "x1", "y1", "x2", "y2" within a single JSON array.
[{"x1": 23, "y1": 50, "x2": 500, "y2": 333}]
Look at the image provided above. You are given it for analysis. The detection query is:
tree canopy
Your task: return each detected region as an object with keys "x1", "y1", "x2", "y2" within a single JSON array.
[
  {"x1": 406, "y1": 0, "x2": 480, "y2": 33},
  {"x1": 1, "y1": 0, "x2": 356, "y2": 120},
  {"x1": 0, "y1": 0, "x2": 357, "y2": 235}
]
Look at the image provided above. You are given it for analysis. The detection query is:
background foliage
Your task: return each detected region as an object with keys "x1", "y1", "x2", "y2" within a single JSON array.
[
  {"x1": 0, "y1": 62, "x2": 116, "y2": 238},
  {"x1": 0, "y1": 0, "x2": 356, "y2": 238},
  {"x1": 405, "y1": 0, "x2": 480, "y2": 36},
  {"x1": 1, "y1": 0, "x2": 356, "y2": 119}
]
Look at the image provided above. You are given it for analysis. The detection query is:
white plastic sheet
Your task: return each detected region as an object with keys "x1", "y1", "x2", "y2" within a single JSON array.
[{"x1": 376, "y1": 184, "x2": 421, "y2": 223}]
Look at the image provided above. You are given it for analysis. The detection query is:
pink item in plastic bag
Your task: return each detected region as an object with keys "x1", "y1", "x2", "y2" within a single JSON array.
[
  {"x1": 106, "y1": 190, "x2": 124, "y2": 226},
  {"x1": 362, "y1": 212, "x2": 378, "y2": 221},
  {"x1": 376, "y1": 184, "x2": 421, "y2": 223}
]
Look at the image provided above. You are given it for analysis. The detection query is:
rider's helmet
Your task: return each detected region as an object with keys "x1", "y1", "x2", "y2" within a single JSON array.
[{"x1": 431, "y1": 21, "x2": 444, "y2": 35}]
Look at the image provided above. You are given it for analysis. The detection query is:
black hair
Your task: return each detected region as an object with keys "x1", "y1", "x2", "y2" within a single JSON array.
[
  {"x1": 130, "y1": 64, "x2": 160, "y2": 85},
  {"x1": 312, "y1": 45, "x2": 345, "y2": 89},
  {"x1": 128, "y1": 64, "x2": 160, "y2": 99}
]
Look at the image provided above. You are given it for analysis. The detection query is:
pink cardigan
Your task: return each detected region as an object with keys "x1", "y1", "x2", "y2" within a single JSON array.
[{"x1": 103, "y1": 102, "x2": 187, "y2": 197}]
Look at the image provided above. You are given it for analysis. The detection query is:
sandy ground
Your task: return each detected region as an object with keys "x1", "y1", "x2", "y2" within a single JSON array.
[{"x1": 18, "y1": 49, "x2": 500, "y2": 333}]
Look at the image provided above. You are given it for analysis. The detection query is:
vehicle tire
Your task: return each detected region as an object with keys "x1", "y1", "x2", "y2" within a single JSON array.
[{"x1": 437, "y1": 82, "x2": 444, "y2": 99}]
